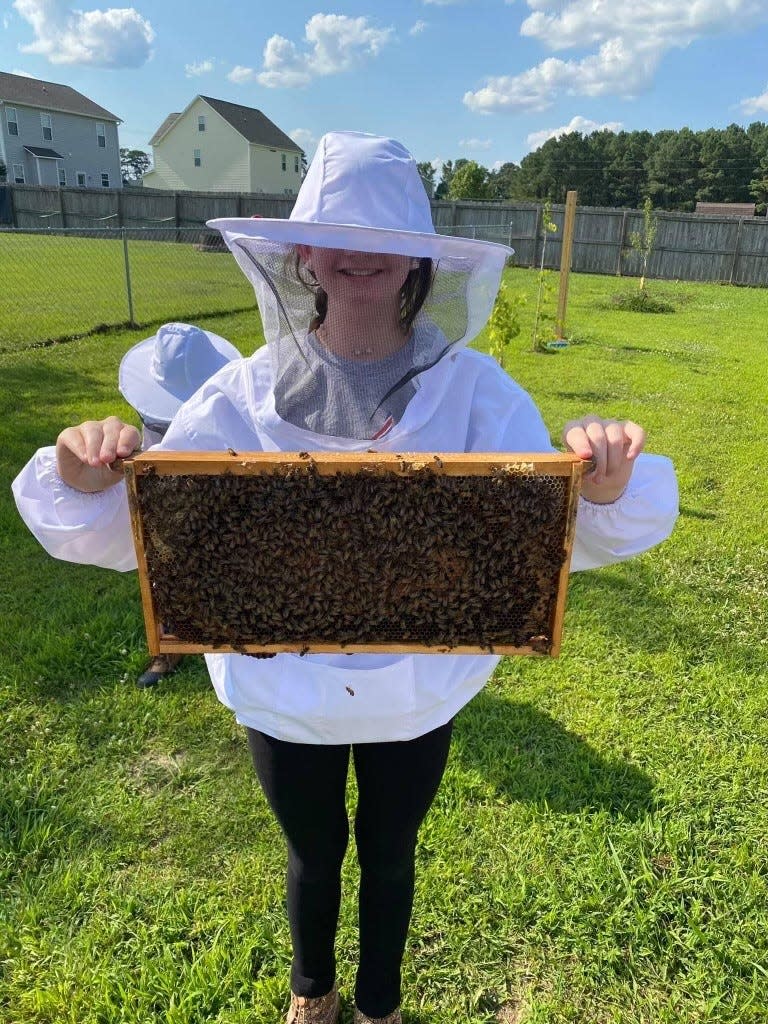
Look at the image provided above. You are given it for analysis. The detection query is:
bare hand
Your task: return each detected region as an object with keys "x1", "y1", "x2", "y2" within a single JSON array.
[
  {"x1": 56, "y1": 416, "x2": 141, "y2": 493},
  {"x1": 562, "y1": 415, "x2": 646, "y2": 504}
]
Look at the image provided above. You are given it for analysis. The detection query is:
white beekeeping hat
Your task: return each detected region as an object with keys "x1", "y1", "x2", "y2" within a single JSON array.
[
  {"x1": 119, "y1": 322, "x2": 241, "y2": 426},
  {"x1": 208, "y1": 132, "x2": 513, "y2": 441}
]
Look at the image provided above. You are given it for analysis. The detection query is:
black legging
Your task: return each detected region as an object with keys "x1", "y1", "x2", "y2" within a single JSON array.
[{"x1": 247, "y1": 718, "x2": 453, "y2": 1019}]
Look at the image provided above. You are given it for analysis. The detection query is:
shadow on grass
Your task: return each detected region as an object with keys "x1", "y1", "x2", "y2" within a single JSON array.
[
  {"x1": 453, "y1": 688, "x2": 655, "y2": 819},
  {"x1": 552, "y1": 388, "x2": 621, "y2": 404},
  {"x1": 0, "y1": 358, "x2": 119, "y2": 458}
]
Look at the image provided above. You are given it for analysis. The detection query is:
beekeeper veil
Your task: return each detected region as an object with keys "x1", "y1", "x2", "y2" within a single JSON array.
[{"x1": 209, "y1": 131, "x2": 512, "y2": 442}]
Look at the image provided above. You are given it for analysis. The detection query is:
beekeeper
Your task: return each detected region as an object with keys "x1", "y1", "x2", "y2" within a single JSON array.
[{"x1": 13, "y1": 131, "x2": 678, "y2": 1024}]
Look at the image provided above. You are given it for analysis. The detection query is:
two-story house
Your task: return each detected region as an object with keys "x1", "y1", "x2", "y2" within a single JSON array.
[
  {"x1": 0, "y1": 72, "x2": 121, "y2": 189},
  {"x1": 143, "y1": 96, "x2": 303, "y2": 194}
]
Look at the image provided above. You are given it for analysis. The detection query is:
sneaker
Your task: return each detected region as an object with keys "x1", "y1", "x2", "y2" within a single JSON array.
[
  {"x1": 285, "y1": 986, "x2": 340, "y2": 1024},
  {"x1": 353, "y1": 1008, "x2": 402, "y2": 1024},
  {"x1": 136, "y1": 653, "x2": 183, "y2": 689}
]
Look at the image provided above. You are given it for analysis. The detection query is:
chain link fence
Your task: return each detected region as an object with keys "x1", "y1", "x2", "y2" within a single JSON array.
[
  {"x1": 6, "y1": 211, "x2": 767, "y2": 353},
  {"x1": 1, "y1": 226, "x2": 256, "y2": 353},
  {"x1": 1, "y1": 224, "x2": 514, "y2": 353}
]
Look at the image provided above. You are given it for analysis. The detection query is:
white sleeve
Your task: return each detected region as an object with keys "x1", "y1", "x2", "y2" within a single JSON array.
[
  {"x1": 10, "y1": 375, "x2": 244, "y2": 574},
  {"x1": 11, "y1": 446, "x2": 138, "y2": 572},
  {"x1": 490, "y1": 387, "x2": 679, "y2": 572}
]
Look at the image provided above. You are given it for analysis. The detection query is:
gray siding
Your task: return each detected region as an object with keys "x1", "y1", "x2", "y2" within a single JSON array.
[{"x1": 0, "y1": 102, "x2": 120, "y2": 188}]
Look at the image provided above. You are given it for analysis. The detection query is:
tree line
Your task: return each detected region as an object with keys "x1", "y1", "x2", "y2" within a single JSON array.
[{"x1": 418, "y1": 123, "x2": 768, "y2": 213}]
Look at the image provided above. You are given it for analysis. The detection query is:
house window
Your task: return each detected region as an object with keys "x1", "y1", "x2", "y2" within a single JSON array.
[
  {"x1": 58, "y1": 167, "x2": 67, "y2": 186},
  {"x1": 76, "y1": 171, "x2": 87, "y2": 187},
  {"x1": 194, "y1": 148, "x2": 201, "y2": 167},
  {"x1": 13, "y1": 163, "x2": 25, "y2": 184},
  {"x1": 294, "y1": 155, "x2": 299, "y2": 173},
  {"x1": 7, "y1": 107, "x2": 19, "y2": 136},
  {"x1": 198, "y1": 115, "x2": 206, "y2": 132},
  {"x1": 41, "y1": 112, "x2": 53, "y2": 141},
  {"x1": 101, "y1": 172, "x2": 110, "y2": 188},
  {"x1": 96, "y1": 123, "x2": 106, "y2": 148},
  {"x1": 281, "y1": 153, "x2": 287, "y2": 171}
]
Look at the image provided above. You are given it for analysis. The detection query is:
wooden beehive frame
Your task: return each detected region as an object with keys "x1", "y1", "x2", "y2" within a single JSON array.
[{"x1": 123, "y1": 451, "x2": 588, "y2": 657}]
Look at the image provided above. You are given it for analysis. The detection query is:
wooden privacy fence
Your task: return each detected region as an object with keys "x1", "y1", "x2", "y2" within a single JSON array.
[
  {"x1": 0, "y1": 183, "x2": 296, "y2": 230},
  {"x1": 2, "y1": 184, "x2": 768, "y2": 286},
  {"x1": 431, "y1": 200, "x2": 768, "y2": 287}
]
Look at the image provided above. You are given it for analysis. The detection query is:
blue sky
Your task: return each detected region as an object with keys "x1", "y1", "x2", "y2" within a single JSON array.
[{"x1": 3, "y1": 0, "x2": 768, "y2": 173}]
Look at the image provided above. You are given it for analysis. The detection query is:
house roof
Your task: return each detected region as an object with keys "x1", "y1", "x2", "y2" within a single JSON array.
[
  {"x1": 24, "y1": 146, "x2": 64, "y2": 159},
  {"x1": 201, "y1": 97, "x2": 302, "y2": 151},
  {"x1": 695, "y1": 201, "x2": 756, "y2": 218},
  {"x1": 149, "y1": 95, "x2": 302, "y2": 153},
  {"x1": 149, "y1": 112, "x2": 181, "y2": 146},
  {"x1": 0, "y1": 71, "x2": 120, "y2": 122}
]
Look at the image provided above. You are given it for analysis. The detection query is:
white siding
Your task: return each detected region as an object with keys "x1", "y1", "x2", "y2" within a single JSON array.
[
  {"x1": 147, "y1": 98, "x2": 249, "y2": 191},
  {"x1": 248, "y1": 144, "x2": 302, "y2": 195}
]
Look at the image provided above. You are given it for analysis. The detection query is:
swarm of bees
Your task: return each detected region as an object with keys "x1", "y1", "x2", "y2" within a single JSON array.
[{"x1": 134, "y1": 462, "x2": 571, "y2": 654}]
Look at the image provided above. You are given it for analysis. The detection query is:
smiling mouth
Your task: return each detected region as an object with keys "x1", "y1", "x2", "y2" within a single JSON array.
[{"x1": 339, "y1": 268, "x2": 380, "y2": 277}]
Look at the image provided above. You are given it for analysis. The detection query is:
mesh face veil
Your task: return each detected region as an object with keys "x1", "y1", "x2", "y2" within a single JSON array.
[{"x1": 209, "y1": 131, "x2": 513, "y2": 442}]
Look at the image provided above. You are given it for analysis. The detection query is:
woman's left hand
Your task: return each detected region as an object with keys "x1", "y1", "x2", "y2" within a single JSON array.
[{"x1": 562, "y1": 415, "x2": 646, "y2": 504}]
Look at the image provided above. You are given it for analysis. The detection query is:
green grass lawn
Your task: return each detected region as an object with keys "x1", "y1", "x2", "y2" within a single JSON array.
[
  {"x1": 1, "y1": 270, "x2": 767, "y2": 1023},
  {"x1": 0, "y1": 233, "x2": 255, "y2": 352}
]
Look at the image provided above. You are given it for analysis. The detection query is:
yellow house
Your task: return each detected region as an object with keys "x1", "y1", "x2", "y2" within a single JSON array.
[{"x1": 143, "y1": 95, "x2": 304, "y2": 193}]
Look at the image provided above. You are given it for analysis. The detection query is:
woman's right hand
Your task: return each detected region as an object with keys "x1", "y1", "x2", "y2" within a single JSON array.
[{"x1": 56, "y1": 416, "x2": 141, "y2": 493}]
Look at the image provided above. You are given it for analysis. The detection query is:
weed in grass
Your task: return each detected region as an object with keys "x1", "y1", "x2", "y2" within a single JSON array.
[{"x1": 609, "y1": 290, "x2": 676, "y2": 314}]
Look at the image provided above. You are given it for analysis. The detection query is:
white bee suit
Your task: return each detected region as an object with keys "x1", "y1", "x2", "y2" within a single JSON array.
[{"x1": 12, "y1": 342, "x2": 678, "y2": 744}]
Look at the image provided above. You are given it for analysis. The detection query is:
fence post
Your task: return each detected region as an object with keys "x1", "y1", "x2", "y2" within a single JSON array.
[
  {"x1": 616, "y1": 209, "x2": 628, "y2": 276},
  {"x1": 122, "y1": 228, "x2": 136, "y2": 325},
  {"x1": 555, "y1": 190, "x2": 577, "y2": 339},
  {"x1": 58, "y1": 187, "x2": 66, "y2": 229},
  {"x1": 729, "y1": 218, "x2": 744, "y2": 285},
  {"x1": 10, "y1": 184, "x2": 18, "y2": 228},
  {"x1": 532, "y1": 205, "x2": 542, "y2": 269}
]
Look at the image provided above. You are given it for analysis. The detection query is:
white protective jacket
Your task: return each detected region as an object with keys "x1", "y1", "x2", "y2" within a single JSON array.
[{"x1": 13, "y1": 345, "x2": 679, "y2": 743}]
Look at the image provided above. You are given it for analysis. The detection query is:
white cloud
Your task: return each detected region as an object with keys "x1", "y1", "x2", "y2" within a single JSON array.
[
  {"x1": 424, "y1": 0, "x2": 463, "y2": 5},
  {"x1": 740, "y1": 85, "x2": 768, "y2": 115},
  {"x1": 227, "y1": 65, "x2": 257, "y2": 84},
  {"x1": 465, "y1": 0, "x2": 768, "y2": 113},
  {"x1": 527, "y1": 115, "x2": 622, "y2": 151},
  {"x1": 258, "y1": 14, "x2": 394, "y2": 87},
  {"x1": 13, "y1": 0, "x2": 154, "y2": 68},
  {"x1": 409, "y1": 20, "x2": 428, "y2": 35},
  {"x1": 459, "y1": 137, "x2": 493, "y2": 150},
  {"x1": 185, "y1": 58, "x2": 214, "y2": 77},
  {"x1": 289, "y1": 128, "x2": 317, "y2": 155},
  {"x1": 258, "y1": 36, "x2": 311, "y2": 87},
  {"x1": 12, "y1": 67, "x2": 36, "y2": 77}
]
